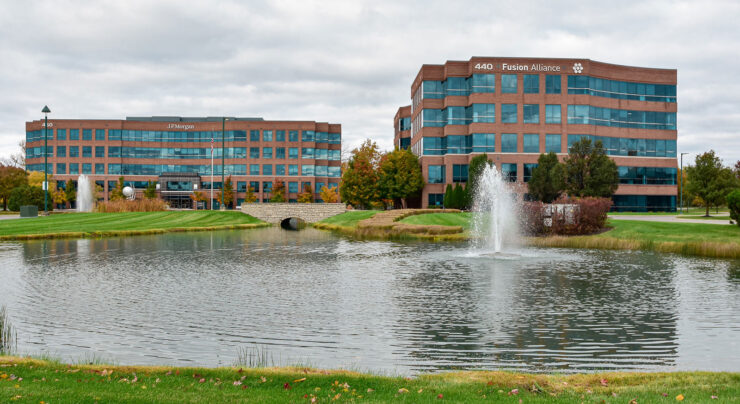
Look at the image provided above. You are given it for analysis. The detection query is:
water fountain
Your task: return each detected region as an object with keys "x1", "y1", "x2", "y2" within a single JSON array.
[
  {"x1": 471, "y1": 164, "x2": 520, "y2": 254},
  {"x1": 76, "y1": 174, "x2": 94, "y2": 212}
]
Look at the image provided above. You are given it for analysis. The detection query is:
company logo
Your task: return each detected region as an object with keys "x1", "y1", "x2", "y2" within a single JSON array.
[
  {"x1": 573, "y1": 63, "x2": 584, "y2": 74},
  {"x1": 167, "y1": 123, "x2": 195, "y2": 130}
]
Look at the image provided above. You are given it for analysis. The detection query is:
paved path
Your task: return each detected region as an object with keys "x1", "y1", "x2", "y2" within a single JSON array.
[
  {"x1": 0, "y1": 215, "x2": 21, "y2": 220},
  {"x1": 610, "y1": 215, "x2": 732, "y2": 225}
]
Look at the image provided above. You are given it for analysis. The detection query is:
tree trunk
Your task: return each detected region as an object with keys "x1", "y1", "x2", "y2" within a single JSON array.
[
  {"x1": 401, "y1": 198, "x2": 407, "y2": 209},
  {"x1": 705, "y1": 204, "x2": 710, "y2": 217}
]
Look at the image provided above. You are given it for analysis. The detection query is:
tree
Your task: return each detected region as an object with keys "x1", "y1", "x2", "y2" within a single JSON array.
[
  {"x1": 144, "y1": 181, "x2": 157, "y2": 199},
  {"x1": 27, "y1": 171, "x2": 47, "y2": 188},
  {"x1": 190, "y1": 191, "x2": 208, "y2": 209},
  {"x1": 528, "y1": 152, "x2": 565, "y2": 203},
  {"x1": 734, "y1": 160, "x2": 740, "y2": 180},
  {"x1": 51, "y1": 186, "x2": 67, "y2": 209},
  {"x1": 339, "y1": 139, "x2": 382, "y2": 209},
  {"x1": 563, "y1": 138, "x2": 619, "y2": 198},
  {"x1": 217, "y1": 176, "x2": 234, "y2": 208},
  {"x1": 377, "y1": 148, "x2": 425, "y2": 209},
  {"x1": 0, "y1": 140, "x2": 26, "y2": 168},
  {"x1": 468, "y1": 153, "x2": 493, "y2": 197},
  {"x1": 727, "y1": 189, "x2": 740, "y2": 226},
  {"x1": 271, "y1": 180, "x2": 286, "y2": 202},
  {"x1": 297, "y1": 184, "x2": 314, "y2": 203},
  {"x1": 244, "y1": 186, "x2": 257, "y2": 204},
  {"x1": 0, "y1": 165, "x2": 28, "y2": 210},
  {"x1": 443, "y1": 184, "x2": 454, "y2": 208},
  {"x1": 65, "y1": 179, "x2": 76, "y2": 208},
  {"x1": 8, "y1": 185, "x2": 47, "y2": 211},
  {"x1": 110, "y1": 177, "x2": 125, "y2": 201},
  {"x1": 452, "y1": 183, "x2": 465, "y2": 209},
  {"x1": 319, "y1": 185, "x2": 339, "y2": 203},
  {"x1": 686, "y1": 151, "x2": 738, "y2": 216}
]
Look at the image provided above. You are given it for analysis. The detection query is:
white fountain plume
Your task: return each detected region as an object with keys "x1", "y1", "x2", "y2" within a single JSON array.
[
  {"x1": 471, "y1": 164, "x2": 520, "y2": 253},
  {"x1": 76, "y1": 175, "x2": 94, "y2": 212}
]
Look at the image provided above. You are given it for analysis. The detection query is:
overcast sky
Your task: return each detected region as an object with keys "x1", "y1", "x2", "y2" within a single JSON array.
[{"x1": 1, "y1": 0, "x2": 739, "y2": 165}]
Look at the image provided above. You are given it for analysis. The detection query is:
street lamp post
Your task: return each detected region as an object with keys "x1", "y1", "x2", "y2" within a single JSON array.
[
  {"x1": 221, "y1": 117, "x2": 227, "y2": 210},
  {"x1": 42, "y1": 105, "x2": 51, "y2": 214},
  {"x1": 680, "y1": 152, "x2": 689, "y2": 214}
]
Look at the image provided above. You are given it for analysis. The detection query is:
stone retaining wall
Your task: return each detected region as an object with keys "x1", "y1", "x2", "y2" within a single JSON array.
[{"x1": 241, "y1": 203, "x2": 346, "y2": 223}]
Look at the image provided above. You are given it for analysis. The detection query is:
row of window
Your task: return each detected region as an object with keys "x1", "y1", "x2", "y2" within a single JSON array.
[
  {"x1": 420, "y1": 104, "x2": 561, "y2": 127},
  {"x1": 27, "y1": 129, "x2": 341, "y2": 144},
  {"x1": 29, "y1": 146, "x2": 341, "y2": 161},
  {"x1": 568, "y1": 75, "x2": 676, "y2": 102},
  {"x1": 398, "y1": 117, "x2": 411, "y2": 132},
  {"x1": 28, "y1": 163, "x2": 340, "y2": 177},
  {"x1": 429, "y1": 194, "x2": 677, "y2": 211},
  {"x1": 567, "y1": 105, "x2": 676, "y2": 130},
  {"x1": 420, "y1": 74, "x2": 562, "y2": 99},
  {"x1": 420, "y1": 134, "x2": 676, "y2": 157}
]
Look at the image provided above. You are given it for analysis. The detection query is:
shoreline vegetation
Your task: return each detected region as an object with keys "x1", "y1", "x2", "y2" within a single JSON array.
[
  {"x1": 315, "y1": 211, "x2": 740, "y2": 259},
  {"x1": 0, "y1": 356, "x2": 737, "y2": 403},
  {"x1": 0, "y1": 211, "x2": 268, "y2": 241}
]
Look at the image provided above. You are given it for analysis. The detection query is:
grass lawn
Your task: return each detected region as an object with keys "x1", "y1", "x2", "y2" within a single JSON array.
[
  {"x1": 0, "y1": 356, "x2": 737, "y2": 403},
  {"x1": 601, "y1": 219, "x2": 740, "y2": 244},
  {"x1": 0, "y1": 211, "x2": 265, "y2": 240},
  {"x1": 317, "y1": 211, "x2": 379, "y2": 228},
  {"x1": 399, "y1": 212, "x2": 473, "y2": 231}
]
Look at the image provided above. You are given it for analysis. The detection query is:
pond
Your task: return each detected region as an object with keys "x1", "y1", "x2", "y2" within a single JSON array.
[{"x1": 0, "y1": 227, "x2": 738, "y2": 374}]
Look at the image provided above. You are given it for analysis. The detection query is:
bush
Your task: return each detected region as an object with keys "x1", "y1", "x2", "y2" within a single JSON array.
[
  {"x1": 520, "y1": 201, "x2": 546, "y2": 236},
  {"x1": 550, "y1": 197, "x2": 612, "y2": 235},
  {"x1": 727, "y1": 189, "x2": 740, "y2": 226},
  {"x1": 95, "y1": 199, "x2": 168, "y2": 213},
  {"x1": 8, "y1": 185, "x2": 49, "y2": 211}
]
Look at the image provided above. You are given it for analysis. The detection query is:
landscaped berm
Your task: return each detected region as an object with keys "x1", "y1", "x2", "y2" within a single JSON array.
[
  {"x1": 0, "y1": 211, "x2": 267, "y2": 240},
  {"x1": 313, "y1": 209, "x2": 466, "y2": 240},
  {"x1": 0, "y1": 356, "x2": 737, "y2": 403}
]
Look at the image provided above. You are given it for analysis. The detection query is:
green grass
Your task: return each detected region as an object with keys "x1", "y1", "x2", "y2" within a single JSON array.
[
  {"x1": 0, "y1": 356, "x2": 737, "y2": 403},
  {"x1": 609, "y1": 207, "x2": 729, "y2": 216},
  {"x1": 0, "y1": 211, "x2": 266, "y2": 240},
  {"x1": 398, "y1": 212, "x2": 473, "y2": 231},
  {"x1": 317, "y1": 211, "x2": 379, "y2": 228},
  {"x1": 601, "y1": 219, "x2": 740, "y2": 244}
]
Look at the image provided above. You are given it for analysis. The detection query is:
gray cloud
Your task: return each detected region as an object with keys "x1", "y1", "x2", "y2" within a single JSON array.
[{"x1": 1, "y1": 0, "x2": 739, "y2": 165}]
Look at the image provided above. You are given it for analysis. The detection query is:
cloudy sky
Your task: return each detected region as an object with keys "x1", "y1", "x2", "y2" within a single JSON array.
[{"x1": 1, "y1": 0, "x2": 739, "y2": 165}]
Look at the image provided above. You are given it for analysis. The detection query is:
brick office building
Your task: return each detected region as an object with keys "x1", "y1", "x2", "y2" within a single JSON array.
[
  {"x1": 25, "y1": 116, "x2": 341, "y2": 208},
  {"x1": 395, "y1": 57, "x2": 678, "y2": 211}
]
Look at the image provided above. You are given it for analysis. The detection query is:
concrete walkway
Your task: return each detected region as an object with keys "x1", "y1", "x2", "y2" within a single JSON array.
[
  {"x1": 0, "y1": 214, "x2": 21, "y2": 220},
  {"x1": 610, "y1": 215, "x2": 732, "y2": 225}
]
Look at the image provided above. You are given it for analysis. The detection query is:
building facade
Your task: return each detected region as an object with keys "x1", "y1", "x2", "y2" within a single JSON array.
[
  {"x1": 399, "y1": 57, "x2": 678, "y2": 211},
  {"x1": 25, "y1": 116, "x2": 341, "y2": 208}
]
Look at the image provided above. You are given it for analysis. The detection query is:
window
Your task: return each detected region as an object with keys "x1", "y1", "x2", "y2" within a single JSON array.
[
  {"x1": 95, "y1": 129, "x2": 105, "y2": 140},
  {"x1": 82, "y1": 163, "x2": 92, "y2": 174},
  {"x1": 567, "y1": 75, "x2": 676, "y2": 102},
  {"x1": 70, "y1": 129, "x2": 79, "y2": 140},
  {"x1": 501, "y1": 104, "x2": 517, "y2": 123},
  {"x1": 288, "y1": 164, "x2": 298, "y2": 175},
  {"x1": 263, "y1": 164, "x2": 272, "y2": 175},
  {"x1": 447, "y1": 135, "x2": 471, "y2": 154},
  {"x1": 472, "y1": 103, "x2": 495, "y2": 123},
  {"x1": 567, "y1": 105, "x2": 676, "y2": 130},
  {"x1": 423, "y1": 137, "x2": 446, "y2": 155},
  {"x1": 471, "y1": 74, "x2": 495, "y2": 93},
  {"x1": 263, "y1": 147, "x2": 273, "y2": 159},
  {"x1": 56, "y1": 163, "x2": 66, "y2": 174},
  {"x1": 56, "y1": 146, "x2": 66, "y2": 157},
  {"x1": 288, "y1": 182, "x2": 298, "y2": 193},
  {"x1": 289, "y1": 130, "x2": 298, "y2": 142},
  {"x1": 69, "y1": 163, "x2": 79, "y2": 175},
  {"x1": 428, "y1": 165, "x2": 446, "y2": 184},
  {"x1": 248, "y1": 130, "x2": 258, "y2": 141},
  {"x1": 523, "y1": 104, "x2": 539, "y2": 124},
  {"x1": 302, "y1": 131, "x2": 315, "y2": 142},
  {"x1": 275, "y1": 147, "x2": 285, "y2": 159},
  {"x1": 275, "y1": 130, "x2": 285, "y2": 142},
  {"x1": 501, "y1": 74, "x2": 518, "y2": 93},
  {"x1": 95, "y1": 163, "x2": 105, "y2": 174},
  {"x1": 263, "y1": 130, "x2": 273, "y2": 142},
  {"x1": 275, "y1": 164, "x2": 285, "y2": 175},
  {"x1": 452, "y1": 164, "x2": 468, "y2": 182},
  {"x1": 445, "y1": 106, "x2": 466, "y2": 125},
  {"x1": 428, "y1": 193, "x2": 444, "y2": 207},
  {"x1": 108, "y1": 147, "x2": 120, "y2": 157},
  {"x1": 523, "y1": 163, "x2": 538, "y2": 182},
  {"x1": 545, "y1": 75, "x2": 561, "y2": 94},
  {"x1": 288, "y1": 148, "x2": 299, "y2": 159},
  {"x1": 250, "y1": 147, "x2": 259, "y2": 159},
  {"x1": 501, "y1": 134, "x2": 518, "y2": 153},
  {"x1": 82, "y1": 129, "x2": 92, "y2": 140},
  {"x1": 501, "y1": 163, "x2": 517, "y2": 182},
  {"x1": 523, "y1": 134, "x2": 539, "y2": 153},
  {"x1": 422, "y1": 80, "x2": 444, "y2": 99},
  {"x1": 472, "y1": 133, "x2": 495, "y2": 152},
  {"x1": 545, "y1": 134, "x2": 562, "y2": 153},
  {"x1": 523, "y1": 74, "x2": 539, "y2": 93},
  {"x1": 250, "y1": 164, "x2": 259, "y2": 175},
  {"x1": 69, "y1": 146, "x2": 79, "y2": 157},
  {"x1": 54, "y1": 129, "x2": 65, "y2": 140},
  {"x1": 545, "y1": 104, "x2": 561, "y2": 124},
  {"x1": 95, "y1": 146, "x2": 104, "y2": 158},
  {"x1": 301, "y1": 165, "x2": 314, "y2": 176},
  {"x1": 263, "y1": 182, "x2": 273, "y2": 193},
  {"x1": 302, "y1": 148, "x2": 314, "y2": 159}
]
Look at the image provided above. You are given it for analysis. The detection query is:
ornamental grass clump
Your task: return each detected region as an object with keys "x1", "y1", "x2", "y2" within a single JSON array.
[
  {"x1": 95, "y1": 199, "x2": 169, "y2": 213},
  {"x1": 0, "y1": 305, "x2": 16, "y2": 355}
]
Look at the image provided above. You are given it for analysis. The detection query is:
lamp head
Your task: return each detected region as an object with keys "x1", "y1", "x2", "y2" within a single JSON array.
[{"x1": 41, "y1": 105, "x2": 51, "y2": 114}]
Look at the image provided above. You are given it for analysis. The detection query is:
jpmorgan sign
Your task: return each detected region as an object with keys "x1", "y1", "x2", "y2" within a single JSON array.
[{"x1": 167, "y1": 123, "x2": 195, "y2": 130}]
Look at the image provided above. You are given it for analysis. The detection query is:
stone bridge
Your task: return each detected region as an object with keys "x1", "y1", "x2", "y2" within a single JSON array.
[{"x1": 241, "y1": 203, "x2": 346, "y2": 224}]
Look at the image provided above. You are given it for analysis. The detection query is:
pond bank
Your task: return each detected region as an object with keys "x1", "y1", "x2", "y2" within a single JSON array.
[{"x1": 1, "y1": 356, "x2": 737, "y2": 403}]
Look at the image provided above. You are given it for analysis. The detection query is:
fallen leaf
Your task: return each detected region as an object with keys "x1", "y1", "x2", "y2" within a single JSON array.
[
  {"x1": 293, "y1": 377, "x2": 306, "y2": 383},
  {"x1": 629, "y1": 399, "x2": 638, "y2": 404},
  {"x1": 676, "y1": 394, "x2": 685, "y2": 401},
  {"x1": 487, "y1": 381, "x2": 494, "y2": 386},
  {"x1": 398, "y1": 388, "x2": 409, "y2": 394},
  {"x1": 166, "y1": 371, "x2": 172, "y2": 376},
  {"x1": 600, "y1": 378, "x2": 608, "y2": 386},
  {"x1": 283, "y1": 382, "x2": 291, "y2": 390},
  {"x1": 437, "y1": 393, "x2": 444, "y2": 399},
  {"x1": 418, "y1": 388, "x2": 423, "y2": 393},
  {"x1": 237, "y1": 368, "x2": 243, "y2": 373},
  {"x1": 199, "y1": 378, "x2": 205, "y2": 383},
  {"x1": 509, "y1": 388, "x2": 519, "y2": 395},
  {"x1": 711, "y1": 395, "x2": 718, "y2": 399},
  {"x1": 260, "y1": 376, "x2": 267, "y2": 383},
  {"x1": 367, "y1": 388, "x2": 374, "y2": 393},
  {"x1": 233, "y1": 380, "x2": 242, "y2": 386}
]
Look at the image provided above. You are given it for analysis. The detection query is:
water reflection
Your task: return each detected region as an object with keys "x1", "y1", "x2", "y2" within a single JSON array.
[{"x1": 0, "y1": 228, "x2": 738, "y2": 373}]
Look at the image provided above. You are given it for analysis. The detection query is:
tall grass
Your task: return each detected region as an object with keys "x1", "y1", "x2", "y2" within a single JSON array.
[
  {"x1": 234, "y1": 345, "x2": 278, "y2": 368},
  {"x1": 0, "y1": 305, "x2": 17, "y2": 355},
  {"x1": 95, "y1": 199, "x2": 169, "y2": 213}
]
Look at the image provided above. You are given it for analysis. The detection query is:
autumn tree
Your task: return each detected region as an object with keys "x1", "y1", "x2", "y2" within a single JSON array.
[
  {"x1": 190, "y1": 191, "x2": 207, "y2": 210},
  {"x1": 340, "y1": 139, "x2": 382, "y2": 209},
  {"x1": 686, "y1": 151, "x2": 739, "y2": 216},
  {"x1": 563, "y1": 138, "x2": 619, "y2": 198},
  {"x1": 52, "y1": 186, "x2": 67, "y2": 209},
  {"x1": 319, "y1": 185, "x2": 339, "y2": 203},
  {"x1": 110, "y1": 177, "x2": 125, "y2": 201},
  {"x1": 27, "y1": 171, "x2": 46, "y2": 188},
  {"x1": 144, "y1": 181, "x2": 158, "y2": 199},
  {"x1": 244, "y1": 185, "x2": 257, "y2": 204},
  {"x1": 271, "y1": 180, "x2": 286, "y2": 202},
  {"x1": 297, "y1": 184, "x2": 314, "y2": 203},
  {"x1": 528, "y1": 152, "x2": 565, "y2": 203},
  {"x1": 217, "y1": 176, "x2": 235, "y2": 208},
  {"x1": 377, "y1": 148, "x2": 424, "y2": 209},
  {"x1": 0, "y1": 165, "x2": 28, "y2": 210},
  {"x1": 65, "y1": 179, "x2": 76, "y2": 208}
]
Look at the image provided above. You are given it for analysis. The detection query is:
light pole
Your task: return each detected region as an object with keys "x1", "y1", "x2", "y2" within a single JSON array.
[
  {"x1": 42, "y1": 105, "x2": 51, "y2": 214},
  {"x1": 680, "y1": 152, "x2": 689, "y2": 214},
  {"x1": 221, "y1": 117, "x2": 228, "y2": 210}
]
